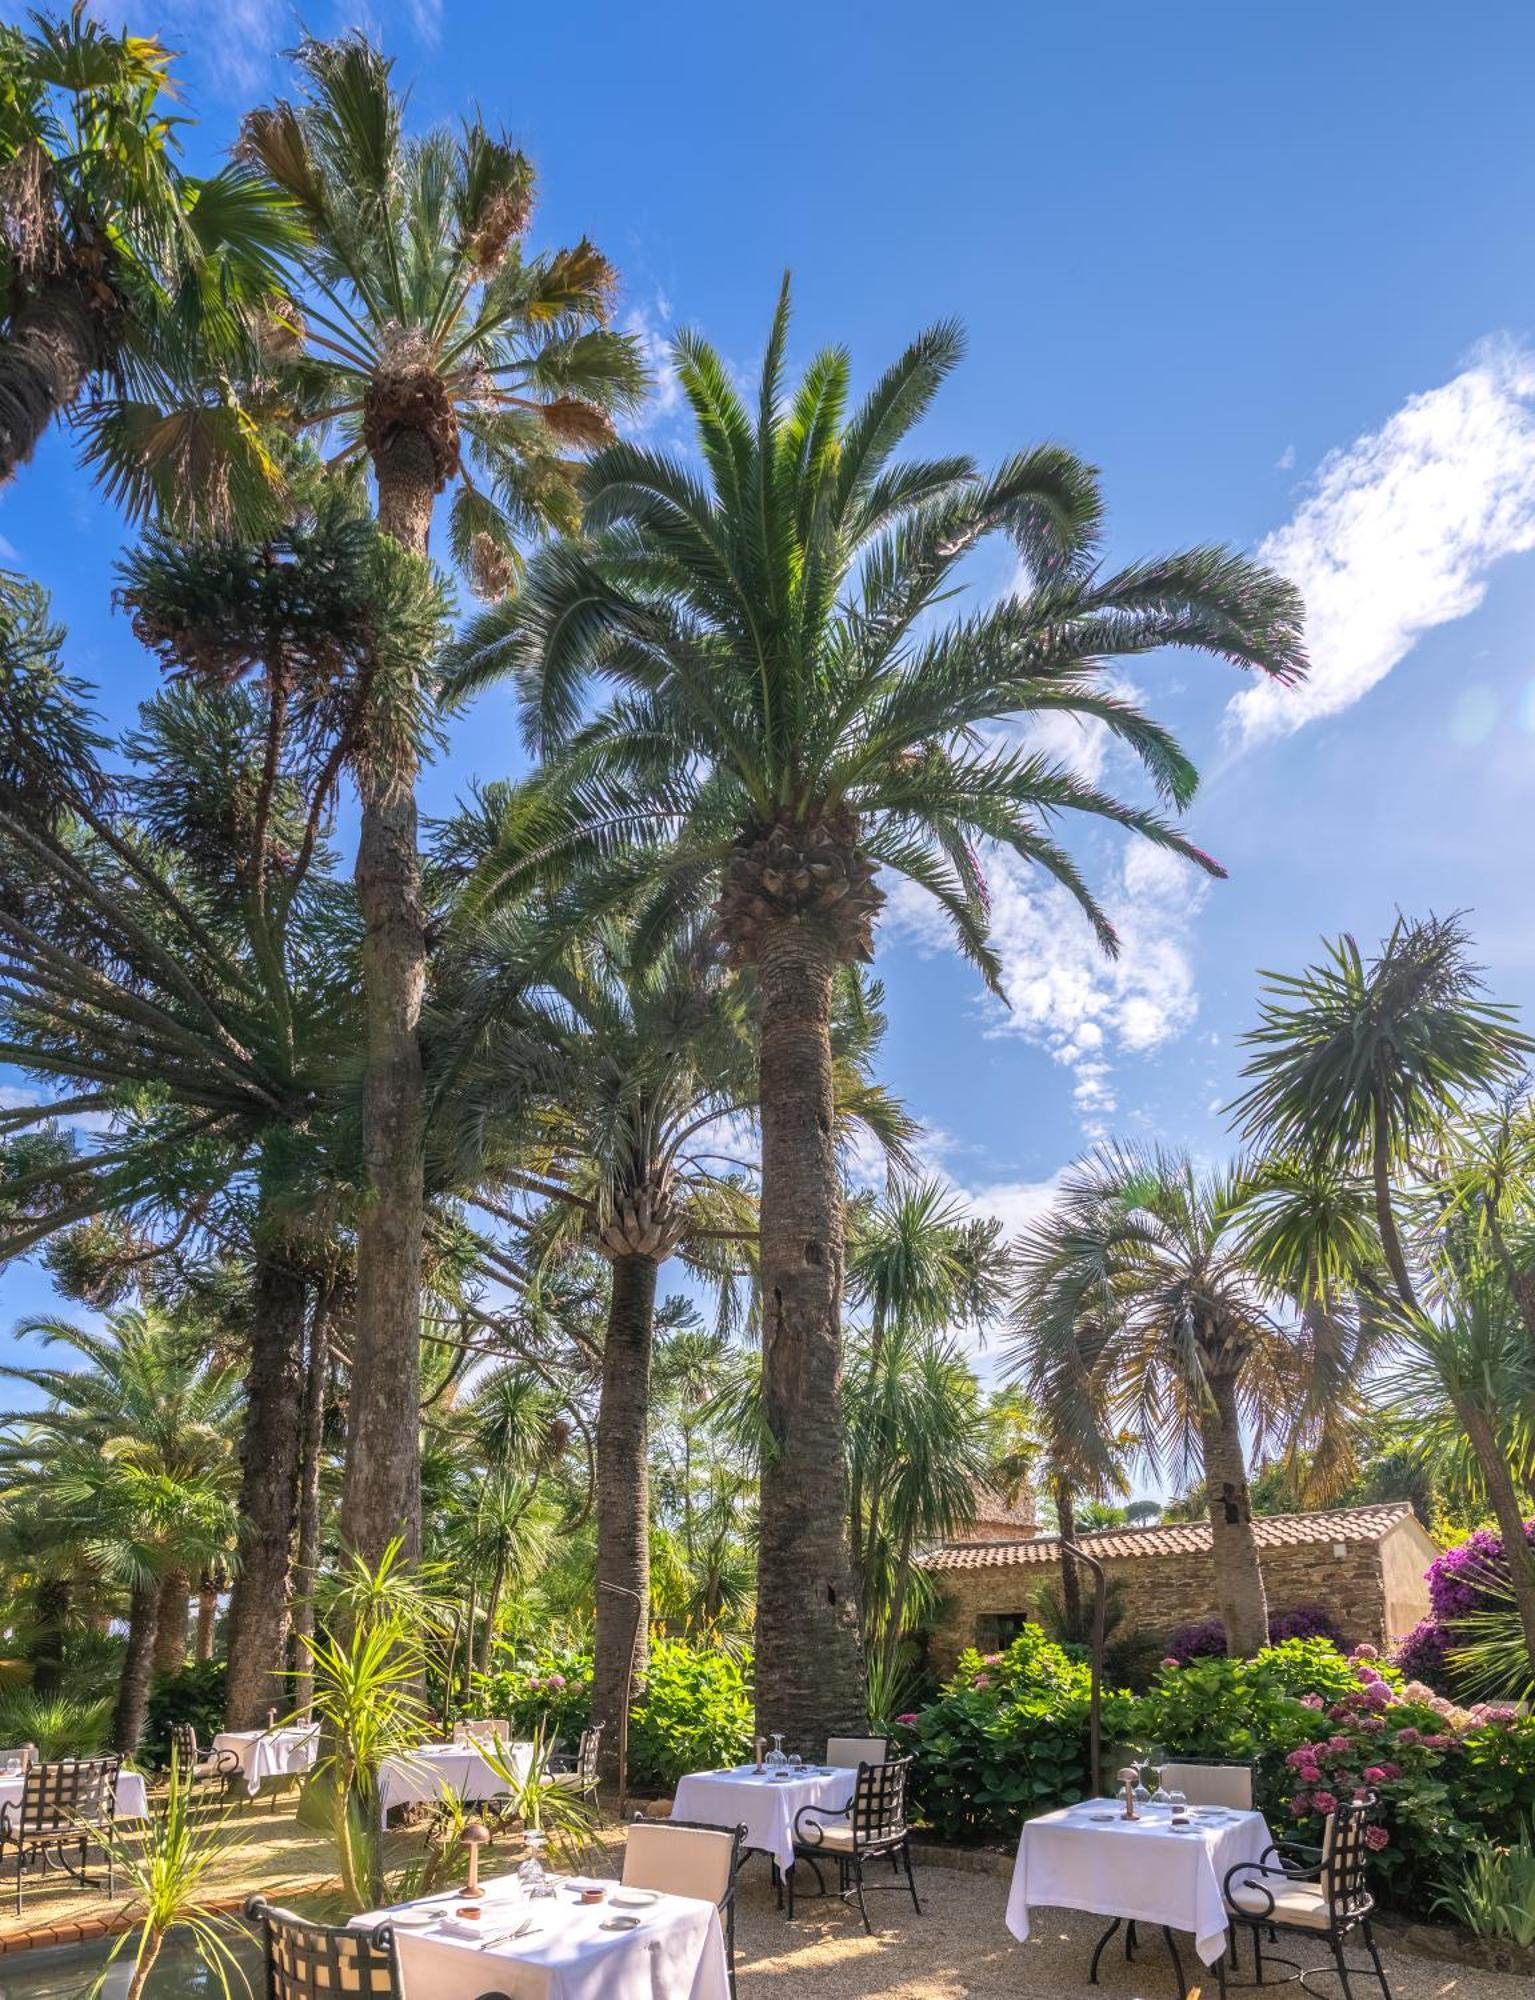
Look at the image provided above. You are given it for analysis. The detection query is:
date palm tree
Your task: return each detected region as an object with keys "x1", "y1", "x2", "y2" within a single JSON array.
[
  {"x1": 0, "y1": 7, "x2": 298, "y2": 515},
  {"x1": 1010, "y1": 1144, "x2": 1342, "y2": 1656},
  {"x1": 239, "y1": 32, "x2": 645, "y2": 1567},
  {"x1": 444, "y1": 281, "x2": 1308, "y2": 1737}
]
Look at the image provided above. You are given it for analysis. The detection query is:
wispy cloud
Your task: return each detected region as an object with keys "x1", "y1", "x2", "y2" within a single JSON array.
[
  {"x1": 622, "y1": 294, "x2": 681, "y2": 433},
  {"x1": 1230, "y1": 339, "x2": 1535, "y2": 745}
]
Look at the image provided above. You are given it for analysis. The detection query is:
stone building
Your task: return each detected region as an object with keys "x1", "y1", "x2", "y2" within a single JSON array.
[{"x1": 921, "y1": 1500, "x2": 1437, "y2": 1678}]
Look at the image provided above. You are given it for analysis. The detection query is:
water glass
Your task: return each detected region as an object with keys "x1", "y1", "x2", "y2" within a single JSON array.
[{"x1": 1168, "y1": 1788, "x2": 1189, "y2": 1824}]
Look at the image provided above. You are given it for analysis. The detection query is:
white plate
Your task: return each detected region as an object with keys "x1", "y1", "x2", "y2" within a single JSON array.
[
  {"x1": 386, "y1": 1909, "x2": 438, "y2": 1929},
  {"x1": 611, "y1": 1890, "x2": 658, "y2": 1909}
]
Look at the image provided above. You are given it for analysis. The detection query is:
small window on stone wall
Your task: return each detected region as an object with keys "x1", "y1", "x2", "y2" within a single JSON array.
[{"x1": 975, "y1": 1611, "x2": 1031, "y2": 1652}]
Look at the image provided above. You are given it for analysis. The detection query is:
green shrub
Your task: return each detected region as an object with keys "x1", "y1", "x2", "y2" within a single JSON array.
[
  {"x1": 0, "y1": 1689, "x2": 111, "y2": 1760},
  {"x1": 145, "y1": 1660, "x2": 228, "y2": 1767},
  {"x1": 1433, "y1": 1817, "x2": 1535, "y2": 1947},
  {"x1": 471, "y1": 1633, "x2": 753, "y2": 1791}
]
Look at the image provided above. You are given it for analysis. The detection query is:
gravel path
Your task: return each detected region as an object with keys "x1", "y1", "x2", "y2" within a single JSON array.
[{"x1": 728, "y1": 1857, "x2": 1529, "y2": 1999}]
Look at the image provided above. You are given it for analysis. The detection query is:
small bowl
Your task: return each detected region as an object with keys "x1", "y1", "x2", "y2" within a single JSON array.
[
  {"x1": 452, "y1": 1905, "x2": 484, "y2": 1923},
  {"x1": 578, "y1": 1885, "x2": 607, "y2": 1905}
]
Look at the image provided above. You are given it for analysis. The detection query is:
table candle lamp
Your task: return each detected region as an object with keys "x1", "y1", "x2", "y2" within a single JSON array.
[
  {"x1": 753, "y1": 1735, "x2": 765, "y2": 1775},
  {"x1": 1117, "y1": 1767, "x2": 1140, "y2": 1820},
  {"x1": 461, "y1": 1817, "x2": 489, "y2": 1897}
]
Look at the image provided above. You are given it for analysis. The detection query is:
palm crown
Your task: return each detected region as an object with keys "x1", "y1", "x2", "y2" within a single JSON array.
[
  {"x1": 240, "y1": 32, "x2": 646, "y2": 585},
  {"x1": 448, "y1": 279, "x2": 1307, "y2": 979}
]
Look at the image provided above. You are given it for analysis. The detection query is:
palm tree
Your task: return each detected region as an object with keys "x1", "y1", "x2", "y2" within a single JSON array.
[
  {"x1": 0, "y1": 7, "x2": 298, "y2": 511},
  {"x1": 239, "y1": 33, "x2": 646, "y2": 1567},
  {"x1": 445, "y1": 282, "x2": 1307, "y2": 1735},
  {"x1": 1011, "y1": 1145, "x2": 1342, "y2": 1656},
  {"x1": 0, "y1": 1306, "x2": 241, "y2": 1751}
]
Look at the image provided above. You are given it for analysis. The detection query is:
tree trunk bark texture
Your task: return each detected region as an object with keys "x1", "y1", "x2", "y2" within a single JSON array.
[
  {"x1": 1458, "y1": 1398, "x2": 1535, "y2": 1672},
  {"x1": 752, "y1": 924, "x2": 866, "y2": 1748},
  {"x1": 1200, "y1": 1368, "x2": 1270, "y2": 1657},
  {"x1": 196, "y1": 1582, "x2": 219, "y2": 1663},
  {"x1": 0, "y1": 278, "x2": 100, "y2": 482},
  {"x1": 340, "y1": 429, "x2": 434, "y2": 1569},
  {"x1": 153, "y1": 1568, "x2": 189, "y2": 1678},
  {"x1": 290, "y1": 1293, "x2": 332, "y2": 1717},
  {"x1": 1054, "y1": 1477, "x2": 1083, "y2": 1640},
  {"x1": 224, "y1": 1256, "x2": 307, "y2": 1729},
  {"x1": 591, "y1": 1252, "x2": 657, "y2": 1786},
  {"x1": 113, "y1": 1581, "x2": 160, "y2": 1755}
]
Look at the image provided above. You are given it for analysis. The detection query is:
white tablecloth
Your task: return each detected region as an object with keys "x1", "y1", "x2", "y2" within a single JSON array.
[
  {"x1": 1007, "y1": 1801, "x2": 1274, "y2": 1966},
  {"x1": 353, "y1": 1871, "x2": 729, "y2": 2000},
  {"x1": 212, "y1": 1726, "x2": 319, "y2": 1796},
  {"x1": 671, "y1": 1765, "x2": 855, "y2": 1875},
  {"x1": 0, "y1": 1769, "x2": 149, "y2": 1823},
  {"x1": 378, "y1": 1741, "x2": 535, "y2": 1826}
]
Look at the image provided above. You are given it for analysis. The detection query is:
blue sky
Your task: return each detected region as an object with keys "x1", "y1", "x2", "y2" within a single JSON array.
[{"x1": 6, "y1": 1, "x2": 1535, "y2": 1409}]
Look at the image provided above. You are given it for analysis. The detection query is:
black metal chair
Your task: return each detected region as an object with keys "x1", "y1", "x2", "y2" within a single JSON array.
[
  {"x1": 787, "y1": 1755, "x2": 921, "y2": 1932},
  {"x1": 624, "y1": 1814, "x2": 749, "y2": 1997},
  {"x1": 247, "y1": 1896, "x2": 519, "y2": 2000},
  {"x1": 1222, "y1": 1793, "x2": 1392, "y2": 2000},
  {"x1": 0, "y1": 1755, "x2": 119, "y2": 1913},
  {"x1": 170, "y1": 1721, "x2": 240, "y2": 1800},
  {"x1": 548, "y1": 1722, "x2": 603, "y2": 1806}
]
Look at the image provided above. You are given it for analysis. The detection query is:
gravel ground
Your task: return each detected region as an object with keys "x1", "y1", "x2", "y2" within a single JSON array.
[{"x1": 727, "y1": 1857, "x2": 1531, "y2": 2000}]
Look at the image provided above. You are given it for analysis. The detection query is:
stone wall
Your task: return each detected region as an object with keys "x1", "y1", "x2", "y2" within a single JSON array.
[{"x1": 926, "y1": 1540, "x2": 1392, "y2": 1680}]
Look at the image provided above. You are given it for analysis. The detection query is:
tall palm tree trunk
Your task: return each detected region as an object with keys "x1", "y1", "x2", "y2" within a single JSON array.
[
  {"x1": 224, "y1": 1255, "x2": 307, "y2": 1727},
  {"x1": 592, "y1": 1251, "x2": 657, "y2": 1784},
  {"x1": 1054, "y1": 1475, "x2": 1083, "y2": 1639},
  {"x1": 1199, "y1": 1369, "x2": 1269, "y2": 1656},
  {"x1": 753, "y1": 925, "x2": 865, "y2": 1744},
  {"x1": 195, "y1": 1577, "x2": 219, "y2": 1663},
  {"x1": 0, "y1": 278, "x2": 100, "y2": 481},
  {"x1": 291, "y1": 1292, "x2": 332, "y2": 1717},
  {"x1": 340, "y1": 430, "x2": 433, "y2": 1567},
  {"x1": 113, "y1": 1581, "x2": 160, "y2": 1755},
  {"x1": 153, "y1": 1568, "x2": 190, "y2": 1677},
  {"x1": 1455, "y1": 1397, "x2": 1535, "y2": 1670}
]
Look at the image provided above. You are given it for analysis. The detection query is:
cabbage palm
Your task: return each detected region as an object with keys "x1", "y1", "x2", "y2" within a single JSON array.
[
  {"x1": 1010, "y1": 1145, "x2": 1337, "y2": 1655},
  {"x1": 0, "y1": 7, "x2": 298, "y2": 514},
  {"x1": 446, "y1": 283, "x2": 1307, "y2": 1736},
  {"x1": 240, "y1": 33, "x2": 645, "y2": 1567}
]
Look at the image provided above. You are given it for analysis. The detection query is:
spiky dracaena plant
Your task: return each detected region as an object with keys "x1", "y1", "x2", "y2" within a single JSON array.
[
  {"x1": 238, "y1": 32, "x2": 646, "y2": 1567},
  {"x1": 444, "y1": 281, "x2": 1308, "y2": 1739}
]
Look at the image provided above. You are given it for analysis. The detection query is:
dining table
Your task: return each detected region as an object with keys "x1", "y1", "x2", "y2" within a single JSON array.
[
  {"x1": 351, "y1": 1867, "x2": 730, "y2": 2000},
  {"x1": 211, "y1": 1724, "x2": 320, "y2": 1797},
  {"x1": 0, "y1": 1765, "x2": 148, "y2": 1822},
  {"x1": 670, "y1": 1763, "x2": 856, "y2": 1877},
  {"x1": 1006, "y1": 1797, "x2": 1274, "y2": 1992},
  {"x1": 376, "y1": 1739, "x2": 536, "y2": 1827}
]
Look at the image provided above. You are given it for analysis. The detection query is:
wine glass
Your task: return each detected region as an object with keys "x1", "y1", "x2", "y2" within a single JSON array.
[
  {"x1": 1146, "y1": 1747, "x2": 1169, "y2": 1807},
  {"x1": 766, "y1": 1732, "x2": 786, "y2": 1774},
  {"x1": 1125, "y1": 1743, "x2": 1150, "y2": 1805},
  {"x1": 518, "y1": 1827, "x2": 553, "y2": 1897}
]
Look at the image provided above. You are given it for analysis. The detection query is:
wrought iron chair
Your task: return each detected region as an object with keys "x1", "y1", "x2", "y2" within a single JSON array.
[
  {"x1": 548, "y1": 1723, "x2": 603, "y2": 1806},
  {"x1": 170, "y1": 1722, "x2": 241, "y2": 1799},
  {"x1": 624, "y1": 1815, "x2": 749, "y2": 1997},
  {"x1": 787, "y1": 1755, "x2": 921, "y2": 1932},
  {"x1": 247, "y1": 1897, "x2": 519, "y2": 2000},
  {"x1": 1222, "y1": 1793, "x2": 1392, "y2": 2000},
  {"x1": 0, "y1": 1755, "x2": 119, "y2": 1913},
  {"x1": 825, "y1": 1735, "x2": 888, "y2": 1769}
]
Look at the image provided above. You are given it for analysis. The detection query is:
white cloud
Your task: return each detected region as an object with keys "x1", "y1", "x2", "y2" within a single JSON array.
[
  {"x1": 883, "y1": 835, "x2": 1208, "y2": 1137},
  {"x1": 1230, "y1": 339, "x2": 1535, "y2": 745},
  {"x1": 1275, "y1": 444, "x2": 1296, "y2": 472},
  {"x1": 623, "y1": 298, "x2": 682, "y2": 432}
]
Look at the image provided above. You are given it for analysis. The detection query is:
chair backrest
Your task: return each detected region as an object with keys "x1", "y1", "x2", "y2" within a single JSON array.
[
  {"x1": 0, "y1": 1745, "x2": 35, "y2": 1772},
  {"x1": 1321, "y1": 1794, "x2": 1378, "y2": 1922},
  {"x1": 622, "y1": 1817, "x2": 742, "y2": 1906},
  {"x1": 452, "y1": 1718, "x2": 511, "y2": 1748},
  {"x1": 850, "y1": 1756, "x2": 913, "y2": 1846},
  {"x1": 170, "y1": 1721, "x2": 199, "y2": 1769},
  {"x1": 247, "y1": 1898, "x2": 399, "y2": 1999},
  {"x1": 20, "y1": 1755, "x2": 119, "y2": 1835},
  {"x1": 576, "y1": 1724, "x2": 603, "y2": 1785},
  {"x1": 826, "y1": 1735, "x2": 887, "y2": 1770},
  {"x1": 1161, "y1": 1759, "x2": 1253, "y2": 1810}
]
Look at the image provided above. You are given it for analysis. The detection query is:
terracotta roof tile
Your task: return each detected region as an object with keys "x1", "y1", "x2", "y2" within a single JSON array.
[{"x1": 922, "y1": 1500, "x2": 1416, "y2": 1573}]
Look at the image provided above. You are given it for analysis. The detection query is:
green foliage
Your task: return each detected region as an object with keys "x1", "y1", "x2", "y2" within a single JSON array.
[
  {"x1": 1434, "y1": 1821, "x2": 1535, "y2": 1947},
  {"x1": 146, "y1": 1660, "x2": 228, "y2": 1767},
  {"x1": 0, "y1": 1688, "x2": 110, "y2": 1760},
  {"x1": 470, "y1": 1646, "x2": 593, "y2": 1744}
]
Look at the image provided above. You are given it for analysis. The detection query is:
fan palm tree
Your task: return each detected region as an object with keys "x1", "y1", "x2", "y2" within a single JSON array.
[
  {"x1": 238, "y1": 32, "x2": 646, "y2": 1568},
  {"x1": 0, "y1": 6, "x2": 299, "y2": 513},
  {"x1": 1010, "y1": 1145, "x2": 1353, "y2": 1655},
  {"x1": 445, "y1": 282, "x2": 1307, "y2": 1735},
  {"x1": 0, "y1": 1306, "x2": 241, "y2": 1751}
]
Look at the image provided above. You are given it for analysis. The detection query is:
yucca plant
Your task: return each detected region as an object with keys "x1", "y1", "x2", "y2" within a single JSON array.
[
  {"x1": 89, "y1": 1751, "x2": 248, "y2": 2000},
  {"x1": 1433, "y1": 1820, "x2": 1535, "y2": 1949}
]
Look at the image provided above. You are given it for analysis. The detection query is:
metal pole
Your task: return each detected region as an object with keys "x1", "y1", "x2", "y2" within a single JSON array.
[
  {"x1": 1058, "y1": 1539, "x2": 1107, "y2": 1797},
  {"x1": 597, "y1": 1580, "x2": 643, "y2": 1810}
]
